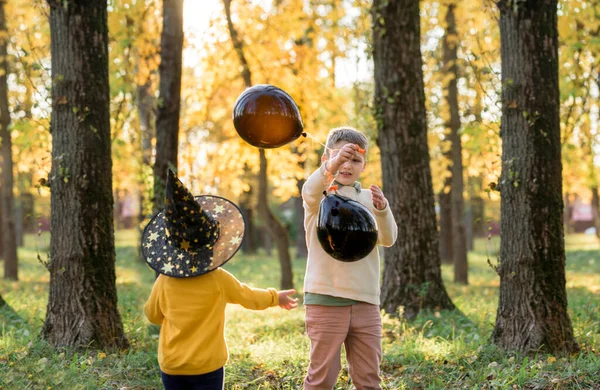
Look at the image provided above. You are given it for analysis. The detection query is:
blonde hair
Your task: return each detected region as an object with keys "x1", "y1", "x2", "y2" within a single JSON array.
[{"x1": 325, "y1": 127, "x2": 369, "y2": 158}]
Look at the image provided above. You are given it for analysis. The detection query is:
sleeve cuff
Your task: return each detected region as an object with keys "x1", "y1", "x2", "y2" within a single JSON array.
[
  {"x1": 319, "y1": 162, "x2": 338, "y2": 177},
  {"x1": 373, "y1": 203, "x2": 390, "y2": 216},
  {"x1": 268, "y1": 287, "x2": 279, "y2": 307}
]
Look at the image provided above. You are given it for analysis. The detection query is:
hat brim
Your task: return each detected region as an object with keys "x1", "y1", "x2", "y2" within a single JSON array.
[{"x1": 141, "y1": 195, "x2": 245, "y2": 278}]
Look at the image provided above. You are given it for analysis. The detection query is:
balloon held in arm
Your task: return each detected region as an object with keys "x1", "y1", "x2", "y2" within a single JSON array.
[{"x1": 316, "y1": 193, "x2": 378, "y2": 262}]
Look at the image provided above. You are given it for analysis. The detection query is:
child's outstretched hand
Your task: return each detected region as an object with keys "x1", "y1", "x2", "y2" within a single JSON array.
[
  {"x1": 327, "y1": 143, "x2": 358, "y2": 174},
  {"x1": 371, "y1": 185, "x2": 388, "y2": 210},
  {"x1": 278, "y1": 289, "x2": 299, "y2": 310}
]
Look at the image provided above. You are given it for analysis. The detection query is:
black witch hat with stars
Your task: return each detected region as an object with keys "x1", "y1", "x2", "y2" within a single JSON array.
[{"x1": 141, "y1": 169, "x2": 245, "y2": 278}]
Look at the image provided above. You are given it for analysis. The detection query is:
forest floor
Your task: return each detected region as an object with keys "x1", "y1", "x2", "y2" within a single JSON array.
[{"x1": 0, "y1": 230, "x2": 599, "y2": 389}]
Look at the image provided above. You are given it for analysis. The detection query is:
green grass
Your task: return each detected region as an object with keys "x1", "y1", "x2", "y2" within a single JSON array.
[{"x1": 1, "y1": 230, "x2": 599, "y2": 389}]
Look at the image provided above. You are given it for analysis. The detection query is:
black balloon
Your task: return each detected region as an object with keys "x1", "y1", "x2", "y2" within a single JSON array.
[
  {"x1": 233, "y1": 84, "x2": 304, "y2": 149},
  {"x1": 316, "y1": 194, "x2": 378, "y2": 262}
]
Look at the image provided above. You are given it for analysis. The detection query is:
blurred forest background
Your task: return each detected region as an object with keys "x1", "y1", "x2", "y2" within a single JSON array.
[
  {"x1": 0, "y1": 0, "x2": 599, "y2": 260},
  {"x1": 0, "y1": 0, "x2": 599, "y2": 388}
]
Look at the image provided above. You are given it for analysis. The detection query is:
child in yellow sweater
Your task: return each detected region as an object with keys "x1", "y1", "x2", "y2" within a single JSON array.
[{"x1": 143, "y1": 170, "x2": 297, "y2": 389}]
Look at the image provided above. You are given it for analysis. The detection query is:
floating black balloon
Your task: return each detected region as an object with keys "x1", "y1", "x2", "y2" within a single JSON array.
[
  {"x1": 233, "y1": 84, "x2": 304, "y2": 149},
  {"x1": 316, "y1": 193, "x2": 378, "y2": 262}
]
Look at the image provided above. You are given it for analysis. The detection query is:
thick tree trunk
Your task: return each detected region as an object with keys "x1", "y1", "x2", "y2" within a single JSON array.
[
  {"x1": 373, "y1": 0, "x2": 455, "y2": 319},
  {"x1": 153, "y1": 0, "x2": 183, "y2": 213},
  {"x1": 492, "y1": 0, "x2": 578, "y2": 354},
  {"x1": 259, "y1": 150, "x2": 294, "y2": 289},
  {"x1": 0, "y1": 1, "x2": 18, "y2": 280},
  {"x1": 42, "y1": 0, "x2": 128, "y2": 349},
  {"x1": 443, "y1": 4, "x2": 468, "y2": 285}
]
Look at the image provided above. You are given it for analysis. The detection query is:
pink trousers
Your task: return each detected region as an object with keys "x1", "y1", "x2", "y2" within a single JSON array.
[{"x1": 304, "y1": 303, "x2": 382, "y2": 390}]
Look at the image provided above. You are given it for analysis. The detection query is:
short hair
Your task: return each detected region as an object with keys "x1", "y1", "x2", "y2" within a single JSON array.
[{"x1": 325, "y1": 127, "x2": 369, "y2": 158}]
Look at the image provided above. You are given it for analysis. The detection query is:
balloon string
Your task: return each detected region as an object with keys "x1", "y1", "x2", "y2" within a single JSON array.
[
  {"x1": 302, "y1": 131, "x2": 335, "y2": 155},
  {"x1": 301, "y1": 132, "x2": 365, "y2": 156}
]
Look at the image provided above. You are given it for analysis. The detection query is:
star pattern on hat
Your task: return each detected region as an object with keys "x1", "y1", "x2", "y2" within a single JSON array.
[{"x1": 161, "y1": 262, "x2": 174, "y2": 274}]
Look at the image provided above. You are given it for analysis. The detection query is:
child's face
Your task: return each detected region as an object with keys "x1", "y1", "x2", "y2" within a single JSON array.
[{"x1": 330, "y1": 141, "x2": 366, "y2": 185}]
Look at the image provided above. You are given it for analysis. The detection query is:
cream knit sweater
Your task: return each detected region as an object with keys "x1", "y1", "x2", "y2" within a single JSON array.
[{"x1": 302, "y1": 165, "x2": 398, "y2": 305}]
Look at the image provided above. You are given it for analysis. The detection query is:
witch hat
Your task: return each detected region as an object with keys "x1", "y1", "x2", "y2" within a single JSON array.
[{"x1": 141, "y1": 169, "x2": 245, "y2": 277}]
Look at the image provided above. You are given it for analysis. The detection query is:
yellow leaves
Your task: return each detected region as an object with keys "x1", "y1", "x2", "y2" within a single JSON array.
[{"x1": 558, "y1": 16, "x2": 574, "y2": 39}]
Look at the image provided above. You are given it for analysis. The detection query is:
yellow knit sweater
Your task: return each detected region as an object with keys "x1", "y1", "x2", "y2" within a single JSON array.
[{"x1": 144, "y1": 268, "x2": 279, "y2": 375}]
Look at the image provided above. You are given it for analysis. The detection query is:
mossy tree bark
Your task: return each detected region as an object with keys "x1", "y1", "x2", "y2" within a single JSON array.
[
  {"x1": 42, "y1": 0, "x2": 128, "y2": 349},
  {"x1": 153, "y1": 0, "x2": 183, "y2": 213},
  {"x1": 0, "y1": 0, "x2": 18, "y2": 280},
  {"x1": 442, "y1": 4, "x2": 468, "y2": 285},
  {"x1": 373, "y1": 0, "x2": 455, "y2": 319},
  {"x1": 492, "y1": 0, "x2": 579, "y2": 354}
]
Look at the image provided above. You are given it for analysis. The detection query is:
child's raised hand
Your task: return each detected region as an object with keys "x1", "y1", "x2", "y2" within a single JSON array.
[
  {"x1": 371, "y1": 185, "x2": 388, "y2": 210},
  {"x1": 328, "y1": 143, "x2": 359, "y2": 173},
  {"x1": 278, "y1": 289, "x2": 299, "y2": 310}
]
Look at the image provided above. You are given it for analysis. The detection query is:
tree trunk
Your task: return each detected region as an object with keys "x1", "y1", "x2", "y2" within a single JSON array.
[
  {"x1": 240, "y1": 165, "x2": 257, "y2": 255},
  {"x1": 438, "y1": 188, "x2": 453, "y2": 264},
  {"x1": 153, "y1": 0, "x2": 183, "y2": 213},
  {"x1": 138, "y1": 78, "x2": 154, "y2": 207},
  {"x1": 591, "y1": 187, "x2": 600, "y2": 239},
  {"x1": 465, "y1": 202, "x2": 473, "y2": 251},
  {"x1": 443, "y1": 4, "x2": 468, "y2": 285},
  {"x1": 0, "y1": 198, "x2": 3, "y2": 255},
  {"x1": 262, "y1": 226, "x2": 272, "y2": 256},
  {"x1": 223, "y1": 0, "x2": 293, "y2": 288},
  {"x1": 224, "y1": 0, "x2": 260, "y2": 257},
  {"x1": 15, "y1": 199, "x2": 22, "y2": 247},
  {"x1": 136, "y1": 77, "x2": 154, "y2": 261},
  {"x1": 240, "y1": 202, "x2": 257, "y2": 254},
  {"x1": 0, "y1": 0, "x2": 18, "y2": 280},
  {"x1": 470, "y1": 191, "x2": 486, "y2": 244},
  {"x1": 492, "y1": 0, "x2": 578, "y2": 354},
  {"x1": 41, "y1": 0, "x2": 128, "y2": 349},
  {"x1": 240, "y1": 203, "x2": 257, "y2": 254},
  {"x1": 259, "y1": 150, "x2": 294, "y2": 289},
  {"x1": 373, "y1": 0, "x2": 455, "y2": 319},
  {"x1": 563, "y1": 192, "x2": 573, "y2": 234}
]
